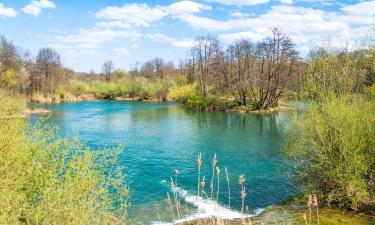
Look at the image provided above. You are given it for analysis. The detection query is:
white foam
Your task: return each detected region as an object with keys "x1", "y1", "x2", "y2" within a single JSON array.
[{"x1": 152, "y1": 187, "x2": 264, "y2": 225}]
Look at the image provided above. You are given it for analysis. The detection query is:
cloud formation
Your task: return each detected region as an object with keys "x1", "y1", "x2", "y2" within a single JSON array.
[
  {"x1": 22, "y1": 0, "x2": 56, "y2": 17},
  {"x1": 207, "y1": 0, "x2": 270, "y2": 6},
  {"x1": 95, "y1": 3, "x2": 167, "y2": 27},
  {"x1": 0, "y1": 3, "x2": 17, "y2": 18}
]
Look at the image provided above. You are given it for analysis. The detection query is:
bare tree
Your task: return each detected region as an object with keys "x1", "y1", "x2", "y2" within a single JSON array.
[
  {"x1": 222, "y1": 39, "x2": 257, "y2": 105},
  {"x1": 35, "y1": 47, "x2": 61, "y2": 96},
  {"x1": 254, "y1": 28, "x2": 298, "y2": 109},
  {"x1": 101, "y1": 61, "x2": 114, "y2": 83},
  {"x1": 191, "y1": 35, "x2": 220, "y2": 97}
]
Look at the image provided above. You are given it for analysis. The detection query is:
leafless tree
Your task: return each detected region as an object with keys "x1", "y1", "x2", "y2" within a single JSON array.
[
  {"x1": 222, "y1": 39, "x2": 257, "y2": 105},
  {"x1": 254, "y1": 28, "x2": 298, "y2": 109},
  {"x1": 191, "y1": 35, "x2": 220, "y2": 97},
  {"x1": 35, "y1": 48, "x2": 61, "y2": 95},
  {"x1": 101, "y1": 61, "x2": 114, "y2": 83}
]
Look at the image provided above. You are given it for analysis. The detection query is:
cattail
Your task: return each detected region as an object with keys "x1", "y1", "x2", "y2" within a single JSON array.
[
  {"x1": 225, "y1": 167, "x2": 231, "y2": 208},
  {"x1": 241, "y1": 186, "x2": 246, "y2": 214},
  {"x1": 173, "y1": 169, "x2": 180, "y2": 187},
  {"x1": 210, "y1": 153, "x2": 217, "y2": 199},
  {"x1": 312, "y1": 195, "x2": 318, "y2": 208},
  {"x1": 216, "y1": 166, "x2": 220, "y2": 201},
  {"x1": 196, "y1": 153, "x2": 202, "y2": 169},
  {"x1": 307, "y1": 194, "x2": 313, "y2": 207},
  {"x1": 201, "y1": 176, "x2": 206, "y2": 188},
  {"x1": 212, "y1": 153, "x2": 218, "y2": 168},
  {"x1": 239, "y1": 175, "x2": 245, "y2": 185},
  {"x1": 216, "y1": 166, "x2": 221, "y2": 175}
]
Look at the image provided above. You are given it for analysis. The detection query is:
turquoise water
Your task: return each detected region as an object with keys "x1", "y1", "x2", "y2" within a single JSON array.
[{"x1": 30, "y1": 101, "x2": 296, "y2": 223}]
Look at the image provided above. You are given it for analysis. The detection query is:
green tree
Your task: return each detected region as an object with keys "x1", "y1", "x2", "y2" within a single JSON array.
[{"x1": 299, "y1": 51, "x2": 366, "y2": 100}]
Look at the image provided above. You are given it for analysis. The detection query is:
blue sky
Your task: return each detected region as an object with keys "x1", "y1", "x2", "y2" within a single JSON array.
[{"x1": 0, "y1": 0, "x2": 374, "y2": 72}]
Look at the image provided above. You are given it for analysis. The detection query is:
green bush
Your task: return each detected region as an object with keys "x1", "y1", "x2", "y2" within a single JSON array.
[
  {"x1": 0, "y1": 90, "x2": 129, "y2": 224},
  {"x1": 299, "y1": 53, "x2": 365, "y2": 101},
  {"x1": 285, "y1": 96, "x2": 375, "y2": 210},
  {"x1": 70, "y1": 80, "x2": 89, "y2": 97}
]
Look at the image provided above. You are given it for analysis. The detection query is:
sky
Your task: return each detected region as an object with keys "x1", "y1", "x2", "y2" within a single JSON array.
[{"x1": 0, "y1": 0, "x2": 374, "y2": 72}]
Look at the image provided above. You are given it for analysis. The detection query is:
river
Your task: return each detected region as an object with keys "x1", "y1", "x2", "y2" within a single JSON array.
[{"x1": 30, "y1": 100, "x2": 297, "y2": 224}]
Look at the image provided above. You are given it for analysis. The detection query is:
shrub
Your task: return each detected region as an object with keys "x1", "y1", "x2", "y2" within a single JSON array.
[
  {"x1": 0, "y1": 90, "x2": 129, "y2": 224},
  {"x1": 285, "y1": 96, "x2": 375, "y2": 210},
  {"x1": 168, "y1": 84, "x2": 197, "y2": 101},
  {"x1": 299, "y1": 53, "x2": 366, "y2": 101}
]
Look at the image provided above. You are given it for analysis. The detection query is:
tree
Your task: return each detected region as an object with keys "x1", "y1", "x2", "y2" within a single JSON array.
[
  {"x1": 0, "y1": 36, "x2": 28, "y2": 92},
  {"x1": 191, "y1": 35, "x2": 220, "y2": 97},
  {"x1": 253, "y1": 28, "x2": 298, "y2": 109},
  {"x1": 35, "y1": 48, "x2": 61, "y2": 96},
  {"x1": 223, "y1": 39, "x2": 256, "y2": 106},
  {"x1": 101, "y1": 61, "x2": 114, "y2": 83},
  {"x1": 300, "y1": 49, "x2": 366, "y2": 100}
]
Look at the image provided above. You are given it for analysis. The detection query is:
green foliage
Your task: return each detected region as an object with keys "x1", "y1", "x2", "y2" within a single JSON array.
[
  {"x1": 285, "y1": 96, "x2": 375, "y2": 210},
  {"x1": 299, "y1": 53, "x2": 365, "y2": 101},
  {"x1": 0, "y1": 69, "x2": 16, "y2": 87},
  {"x1": 70, "y1": 80, "x2": 89, "y2": 97},
  {"x1": 0, "y1": 89, "x2": 25, "y2": 116},
  {"x1": 0, "y1": 90, "x2": 129, "y2": 224},
  {"x1": 364, "y1": 85, "x2": 375, "y2": 100},
  {"x1": 168, "y1": 83, "x2": 197, "y2": 101}
]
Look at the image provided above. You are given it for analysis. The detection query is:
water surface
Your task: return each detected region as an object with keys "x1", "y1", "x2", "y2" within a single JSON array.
[{"x1": 30, "y1": 101, "x2": 296, "y2": 224}]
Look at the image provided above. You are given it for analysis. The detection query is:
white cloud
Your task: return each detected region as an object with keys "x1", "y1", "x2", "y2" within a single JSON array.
[
  {"x1": 230, "y1": 11, "x2": 254, "y2": 18},
  {"x1": 130, "y1": 43, "x2": 138, "y2": 49},
  {"x1": 341, "y1": 0, "x2": 375, "y2": 16},
  {"x1": 207, "y1": 0, "x2": 270, "y2": 6},
  {"x1": 174, "y1": 3, "x2": 373, "y2": 55},
  {"x1": 96, "y1": 21, "x2": 132, "y2": 29},
  {"x1": 22, "y1": 0, "x2": 56, "y2": 17},
  {"x1": 146, "y1": 33, "x2": 197, "y2": 48},
  {"x1": 95, "y1": 3, "x2": 167, "y2": 27},
  {"x1": 168, "y1": 1, "x2": 211, "y2": 14},
  {"x1": 0, "y1": 3, "x2": 17, "y2": 18},
  {"x1": 55, "y1": 28, "x2": 142, "y2": 50},
  {"x1": 279, "y1": 0, "x2": 293, "y2": 4},
  {"x1": 114, "y1": 47, "x2": 130, "y2": 56}
]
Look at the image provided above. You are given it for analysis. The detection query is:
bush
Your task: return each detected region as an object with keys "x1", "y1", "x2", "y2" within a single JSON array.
[
  {"x1": 168, "y1": 84, "x2": 197, "y2": 101},
  {"x1": 299, "y1": 53, "x2": 365, "y2": 101},
  {"x1": 285, "y1": 96, "x2": 375, "y2": 210},
  {"x1": 70, "y1": 80, "x2": 89, "y2": 97},
  {"x1": 0, "y1": 90, "x2": 129, "y2": 224}
]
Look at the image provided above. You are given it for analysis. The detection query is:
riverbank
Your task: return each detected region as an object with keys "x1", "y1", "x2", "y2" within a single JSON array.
[
  {"x1": 28, "y1": 93, "x2": 173, "y2": 104},
  {"x1": 28, "y1": 94, "x2": 297, "y2": 114}
]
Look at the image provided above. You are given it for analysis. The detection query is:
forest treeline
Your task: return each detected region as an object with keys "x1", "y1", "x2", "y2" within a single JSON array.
[{"x1": 1, "y1": 28, "x2": 374, "y2": 111}]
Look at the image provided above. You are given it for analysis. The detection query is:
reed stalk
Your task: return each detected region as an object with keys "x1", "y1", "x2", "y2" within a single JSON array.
[
  {"x1": 196, "y1": 153, "x2": 202, "y2": 198},
  {"x1": 216, "y1": 166, "x2": 220, "y2": 201},
  {"x1": 225, "y1": 167, "x2": 231, "y2": 208},
  {"x1": 166, "y1": 192, "x2": 175, "y2": 220},
  {"x1": 312, "y1": 195, "x2": 320, "y2": 225},
  {"x1": 211, "y1": 153, "x2": 217, "y2": 200}
]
